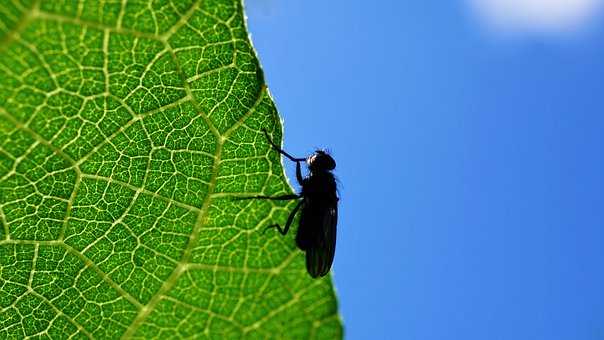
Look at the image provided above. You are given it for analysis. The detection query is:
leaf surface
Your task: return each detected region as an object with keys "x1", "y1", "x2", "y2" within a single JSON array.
[{"x1": 0, "y1": 0, "x2": 342, "y2": 338}]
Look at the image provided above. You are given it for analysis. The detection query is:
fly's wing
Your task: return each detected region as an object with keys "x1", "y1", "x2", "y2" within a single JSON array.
[{"x1": 305, "y1": 201, "x2": 337, "y2": 278}]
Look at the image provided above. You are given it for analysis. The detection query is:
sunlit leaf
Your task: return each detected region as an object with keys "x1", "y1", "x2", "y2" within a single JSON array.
[{"x1": 0, "y1": 0, "x2": 342, "y2": 338}]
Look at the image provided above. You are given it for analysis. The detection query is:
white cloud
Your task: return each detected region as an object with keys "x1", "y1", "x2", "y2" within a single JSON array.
[{"x1": 467, "y1": 0, "x2": 604, "y2": 35}]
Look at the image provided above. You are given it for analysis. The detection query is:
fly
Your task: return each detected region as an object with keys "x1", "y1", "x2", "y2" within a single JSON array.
[{"x1": 240, "y1": 129, "x2": 338, "y2": 278}]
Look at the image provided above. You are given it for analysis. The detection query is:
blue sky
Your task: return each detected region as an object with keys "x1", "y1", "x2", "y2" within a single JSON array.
[{"x1": 246, "y1": 1, "x2": 604, "y2": 339}]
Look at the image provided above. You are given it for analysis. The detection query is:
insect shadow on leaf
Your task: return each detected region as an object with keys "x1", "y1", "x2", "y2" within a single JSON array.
[{"x1": 234, "y1": 129, "x2": 338, "y2": 278}]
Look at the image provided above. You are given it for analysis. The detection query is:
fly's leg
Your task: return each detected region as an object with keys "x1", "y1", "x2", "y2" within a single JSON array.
[
  {"x1": 263, "y1": 129, "x2": 306, "y2": 186},
  {"x1": 264, "y1": 200, "x2": 304, "y2": 235},
  {"x1": 263, "y1": 129, "x2": 306, "y2": 163},
  {"x1": 295, "y1": 160, "x2": 304, "y2": 185}
]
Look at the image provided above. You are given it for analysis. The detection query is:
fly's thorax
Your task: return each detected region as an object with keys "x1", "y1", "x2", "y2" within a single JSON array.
[{"x1": 301, "y1": 171, "x2": 337, "y2": 196}]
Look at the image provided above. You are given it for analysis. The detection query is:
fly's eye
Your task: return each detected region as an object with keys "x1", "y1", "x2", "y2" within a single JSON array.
[{"x1": 323, "y1": 155, "x2": 336, "y2": 170}]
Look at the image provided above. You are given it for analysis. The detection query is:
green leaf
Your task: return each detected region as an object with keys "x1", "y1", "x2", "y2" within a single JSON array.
[{"x1": 0, "y1": 0, "x2": 342, "y2": 338}]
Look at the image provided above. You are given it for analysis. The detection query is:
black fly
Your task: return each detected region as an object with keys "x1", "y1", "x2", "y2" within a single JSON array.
[{"x1": 241, "y1": 129, "x2": 338, "y2": 278}]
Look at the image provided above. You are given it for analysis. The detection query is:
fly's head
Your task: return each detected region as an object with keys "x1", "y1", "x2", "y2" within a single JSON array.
[{"x1": 307, "y1": 150, "x2": 336, "y2": 172}]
